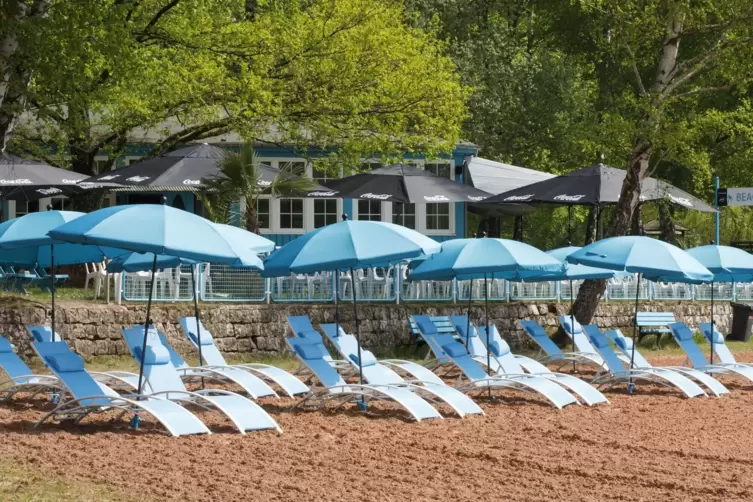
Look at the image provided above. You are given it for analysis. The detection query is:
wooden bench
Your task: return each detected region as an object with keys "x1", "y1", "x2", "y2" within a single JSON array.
[
  {"x1": 636, "y1": 312, "x2": 676, "y2": 346},
  {"x1": 407, "y1": 315, "x2": 456, "y2": 345}
]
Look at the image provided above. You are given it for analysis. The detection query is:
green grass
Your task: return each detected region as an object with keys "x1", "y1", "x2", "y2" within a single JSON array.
[{"x1": 0, "y1": 461, "x2": 148, "y2": 502}]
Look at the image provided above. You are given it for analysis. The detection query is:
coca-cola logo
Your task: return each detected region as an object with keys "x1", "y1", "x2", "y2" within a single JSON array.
[
  {"x1": 61, "y1": 179, "x2": 79, "y2": 184},
  {"x1": 503, "y1": 194, "x2": 534, "y2": 201},
  {"x1": 361, "y1": 193, "x2": 391, "y2": 200},
  {"x1": 553, "y1": 194, "x2": 586, "y2": 202},
  {"x1": 467, "y1": 196, "x2": 487, "y2": 202},
  {"x1": 309, "y1": 191, "x2": 338, "y2": 197},
  {"x1": 182, "y1": 179, "x2": 201, "y2": 185},
  {"x1": 126, "y1": 176, "x2": 150, "y2": 182},
  {"x1": 424, "y1": 195, "x2": 450, "y2": 202},
  {"x1": 97, "y1": 175, "x2": 119, "y2": 181},
  {"x1": 0, "y1": 179, "x2": 32, "y2": 184},
  {"x1": 36, "y1": 188, "x2": 63, "y2": 195},
  {"x1": 258, "y1": 180, "x2": 272, "y2": 187}
]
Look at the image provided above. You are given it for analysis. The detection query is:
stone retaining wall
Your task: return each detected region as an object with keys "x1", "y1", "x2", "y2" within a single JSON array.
[{"x1": 0, "y1": 299, "x2": 732, "y2": 361}]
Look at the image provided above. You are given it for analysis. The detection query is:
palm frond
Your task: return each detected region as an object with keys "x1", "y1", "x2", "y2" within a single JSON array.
[{"x1": 270, "y1": 161, "x2": 317, "y2": 197}]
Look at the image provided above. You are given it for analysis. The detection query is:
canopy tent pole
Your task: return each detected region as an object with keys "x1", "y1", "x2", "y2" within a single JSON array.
[
  {"x1": 567, "y1": 206, "x2": 572, "y2": 243},
  {"x1": 136, "y1": 255, "x2": 158, "y2": 397}
]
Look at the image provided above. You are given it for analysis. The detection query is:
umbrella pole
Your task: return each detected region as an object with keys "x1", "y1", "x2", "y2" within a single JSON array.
[
  {"x1": 50, "y1": 244, "x2": 56, "y2": 339},
  {"x1": 570, "y1": 279, "x2": 575, "y2": 374},
  {"x1": 136, "y1": 256, "x2": 158, "y2": 397},
  {"x1": 485, "y1": 273, "x2": 491, "y2": 400},
  {"x1": 334, "y1": 270, "x2": 340, "y2": 341},
  {"x1": 191, "y1": 264, "x2": 204, "y2": 367},
  {"x1": 465, "y1": 278, "x2": 472, "y2": 349},
  {"x1": 710, "y1": 281, "x2": 715, "y2": 364},
  {"x1": 628, "y1": 274, "x2": 641, "y2": 392},
  {"x1": 350, "y1": 268, "x2": 365, "y2": 406}
]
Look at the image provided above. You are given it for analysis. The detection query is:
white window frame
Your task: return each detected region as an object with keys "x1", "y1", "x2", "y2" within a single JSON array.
[
  {"x1": 257, "y1": 157, "x2": 344, "y2": 234},
  {"x1": 351, "y1": 158, "x2": 455, "y2": 236}
]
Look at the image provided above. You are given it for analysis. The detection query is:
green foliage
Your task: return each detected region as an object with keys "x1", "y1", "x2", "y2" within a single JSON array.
[
  {"x1": 411, "y1": 0, "x2": 753, "y2": 248},
  {"x1": 200, "y1": 143, "x2": 314, "y2": 231},
  {"x1": 7, "y1": 0, "x2": 468, "y2": 176}
]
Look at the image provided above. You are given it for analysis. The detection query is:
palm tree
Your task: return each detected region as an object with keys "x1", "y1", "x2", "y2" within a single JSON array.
[{"x1": 200, "y1": 143, "x2": 315, "y2": 233}]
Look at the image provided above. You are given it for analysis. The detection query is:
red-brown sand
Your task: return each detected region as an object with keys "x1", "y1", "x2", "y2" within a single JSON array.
[{"x1": 2, "y1": 353, "x2": 753, "y2": 501}]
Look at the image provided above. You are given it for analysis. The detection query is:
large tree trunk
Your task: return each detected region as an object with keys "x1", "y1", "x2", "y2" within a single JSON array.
[
  {"x1": 630, "y1": 203, "x2": 643, "y2": 235},
  {"x1": 0, "y1": 0, "x2": 51, "y2": 151},
  {"x1": 658, "y1": 200, "x2": 678, "y2": 245},
  {"x1": 572, "y1": 139, "x2": 654, "y2": 323},
  {"x1": 583, "y1": 205, "x2": 598, "y2": 245}
]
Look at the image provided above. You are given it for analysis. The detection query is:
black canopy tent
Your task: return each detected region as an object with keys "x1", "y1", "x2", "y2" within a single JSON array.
[
  {"x1": 482, "y1": 163, "x2": 716, "y2": 212},
  {"x1": 0, "y1": 154, "x2": 124, "y2": 220},
  {"x1": 322, "y1": 163, "x2": 493, "y2": 203}
]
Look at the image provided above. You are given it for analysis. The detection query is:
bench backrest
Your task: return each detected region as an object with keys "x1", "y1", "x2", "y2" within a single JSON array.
[
  {"x1": 636, "y1": 312, "x2": 676, "y2": 327},
  {"x1": 408, "y1": 316, "x2": 457, "y2": 337}
]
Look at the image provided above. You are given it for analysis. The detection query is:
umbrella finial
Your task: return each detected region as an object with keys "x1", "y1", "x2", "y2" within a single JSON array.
[
  {"x1": 161, "y1": 196, "x2": 167, "y2": 205},
  {"x1": 46, "y1": 204, "x2": 53, "y2": 211},
  {"x1": 568, "y1": 240, "x2": 572, "y2": 247},
  {"x1": 342, "y1": 214, "x2": 348, "y2": 221},
  {"x1": 709, "y1": 240, "x2": 715, "y2": 246}
]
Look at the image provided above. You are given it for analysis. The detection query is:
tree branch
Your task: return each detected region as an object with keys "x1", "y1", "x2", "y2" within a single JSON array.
[
  {"x1": 672, "y1": 84, "x2": 735, "y2": 99},
  {"x1": 625, "y1": 44, "x2": 646, "y2": 96},
  {"x1": 138, "y1": 0, "x2": 180, "y2": 38}
]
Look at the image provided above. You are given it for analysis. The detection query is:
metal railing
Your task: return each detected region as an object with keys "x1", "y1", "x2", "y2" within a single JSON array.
[{"x1": 119, "y1": 266, "x2": 753, "y2": 303}]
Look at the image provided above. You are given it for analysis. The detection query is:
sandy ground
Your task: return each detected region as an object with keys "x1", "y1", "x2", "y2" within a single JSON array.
[{"x1": 2, "y1": 353, "x2": 753, "y2": 501}]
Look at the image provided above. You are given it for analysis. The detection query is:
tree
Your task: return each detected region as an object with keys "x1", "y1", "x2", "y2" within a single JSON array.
[
  {"x1": 555, "y1": 0, "x2": 753, "y2": 322},
  {"x1": 4, "y1": 0, "x2": 467, "y2": 210},
  {"x1": 199, "y1": 143, "x2": 315, "y2": 233}
]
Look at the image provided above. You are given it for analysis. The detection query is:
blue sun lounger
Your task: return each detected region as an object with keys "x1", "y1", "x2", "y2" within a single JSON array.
[
  {"x1": 32, "y1": 340, "x2": 210, "y2": 436},
  {"x1": 519, "y1": 320, "x2": 607, "y2": 370},
  {"x1": 670, "y1": 322, "x2": 753, "y2": 385},
  {"x1": 413, "y1": 315, "x2": 577, "y2": 409},
  {"x1": 319, "y1": 323, "x2": 484, "y2": 417},
  {"x1": 0, "y1": 335, "x2": 62, "y2": 400},
  {"x1": 606, "y1": 328, "x2": 728, "y2": 396},
  {"x1": 450, "y1": 316, "x2": 608, "y2": 406},
  {"x1": 122, "y1": 326, "x2": 281, "y2": 434},
  {"x1": 26, "y1": 325, "x2": 140, "y2": 392},
  {"x1": 290, "y1": 315, "x2": 453, "y2": 383},
  {"x1": 286, "y1": 333, "x2": 443, "y2": 422},
  {"x1": 699, "y1": 323, "x2": 753, "y2": 373},
  {"x1": 582, "y1": 324, "x2": 705, "y2": 398},
  {"x1": 152, "y1": 331, "x2": 279, "y2": 399},
  {"x1": 179, "y1": 317, "x2": 308, "y2": 397}
]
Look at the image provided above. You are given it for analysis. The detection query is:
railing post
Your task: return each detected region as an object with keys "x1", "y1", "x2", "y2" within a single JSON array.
[
  {"x1": 265, "y1": 277, "x2": 271, "y2": 304},
  {"x1": 452, "y1": 278, "x2": 457, "y2": 304}
]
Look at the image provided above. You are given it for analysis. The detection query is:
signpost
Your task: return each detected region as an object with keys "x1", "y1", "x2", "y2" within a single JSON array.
[{"x1": 718, "y1": 187, "x2": 753, "y2": 207}]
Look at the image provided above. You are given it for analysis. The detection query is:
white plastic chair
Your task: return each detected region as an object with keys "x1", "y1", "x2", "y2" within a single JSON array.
[{"x1": 84, "y1": 262, "x2": 106, "y2": 299}]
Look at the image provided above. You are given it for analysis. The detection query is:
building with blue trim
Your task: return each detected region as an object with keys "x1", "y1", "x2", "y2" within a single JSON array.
[{"x1": 9, "y1": 142, "x2": 478, "y2": 246}]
